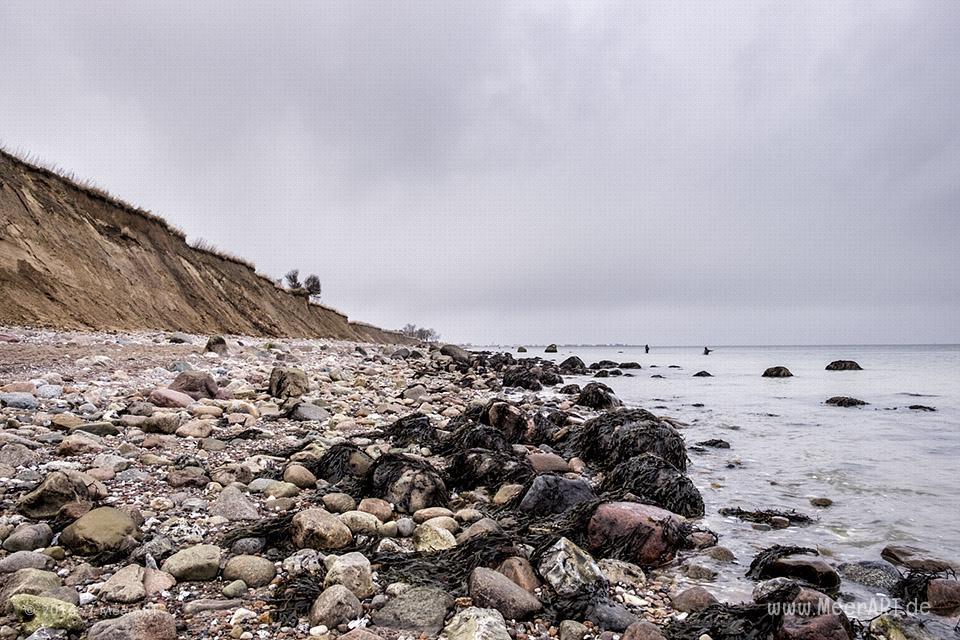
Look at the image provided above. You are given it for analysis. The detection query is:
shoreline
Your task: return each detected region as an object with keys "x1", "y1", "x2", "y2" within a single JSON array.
[{"x1": 0, "y1": 327, "x2": 957, "y2": 639}]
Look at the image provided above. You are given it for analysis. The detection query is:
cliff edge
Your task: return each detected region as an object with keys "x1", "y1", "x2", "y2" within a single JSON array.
[{"x1": 0, "y1": 150, "x2": 411, "y2": 343}]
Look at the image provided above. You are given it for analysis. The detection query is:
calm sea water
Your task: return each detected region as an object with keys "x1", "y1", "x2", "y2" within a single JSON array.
[{"x1": 485, "y1": 344, "x2": 960, "y2": 602}]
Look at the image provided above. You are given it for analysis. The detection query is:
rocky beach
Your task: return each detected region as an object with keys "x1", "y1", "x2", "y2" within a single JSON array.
[{"x1": 0, "y1": 329, "x2": 957, "y2": 640}]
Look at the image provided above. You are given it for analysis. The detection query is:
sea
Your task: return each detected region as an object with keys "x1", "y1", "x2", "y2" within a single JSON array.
[{"x1": 483, "y1": 344, "x2": 960, "y2": 606}]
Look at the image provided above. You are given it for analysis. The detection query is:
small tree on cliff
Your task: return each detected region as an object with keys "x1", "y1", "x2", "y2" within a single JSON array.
[
  {"x1": 400, "y1": 323, "x2": 440, "y2": 342},
  {"x1": 284, "y1": 270, "x2": 302, "y2": 291},
  {"x1": 303, "y1": 275, "x2": 322, "y2": 303}
]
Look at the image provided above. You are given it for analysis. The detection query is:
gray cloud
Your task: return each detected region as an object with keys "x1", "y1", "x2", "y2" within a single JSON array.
[{"x1": 2, "y1": 1, "x2": 958, "y2": 344}]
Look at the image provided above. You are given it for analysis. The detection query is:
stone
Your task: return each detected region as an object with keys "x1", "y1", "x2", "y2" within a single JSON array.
[
  {"x1": 60, "y1": 507, "x2": 141, "y2": 555},
  {"x1": 825, "y1": 396, "x2": 867, "y2": 407},
  {"x1": 559, "y1": 620, "x2": 589, "y2": 640},
  {"x1": 290, "y1": 402, "x2": 331, "y2": 422},
  {"x1": 370, "y1": 586, "x2": 453, "y2": 634},
  {"x1": 87, "y1": 610, "x2": 178, "y2": 640},
  {"x1": 210, "y1": 486, "x2": 259, "y2": 521},
  {"x1": 309, "y1": 584, "x2": 362, "y2": 628},
  {"x1": 160, "y1": 544, "x2": 222, "y2": 581},
  {"x1": 9, "y1": 595, "x2": 83, "y2": 633},
  {"x1": 586, "y1": 502, "x2": 686, "y2": 566},
  {"x1": 468, "y1": 567, "x2": 543, "y2": 620},
  {"x1": 0, "y1": 569, "x2": 62, "y2": 613},
  {"x1": 837, "y1": 560, "x2": 901, "y2": 592},
  {"x1": 518, "y1": 475, "x2": 597, "y2": 516},
  {"x1": 223, "y1": 555, "x2": 276, "y2": 588},
  {"x1": 175, "y1": 419, "x2": 215, "y2": 438},
  {"x1": 3, "y1": 523, "x2": 53, "y2": 552},
  {"x1": 101, "y1": 564, "x2": 146, "y2": 603},
  {"x1": 762, "y1": 366, "x2": 793, "y2": 378},
  {"x1": 339, "y1": 510, "x2": 382, "y2": 536},
  {"x1": 269, "y1": 367, "x2": 310, "y2": 398},
  {"x1": 168, "y1": 370, "x2": 219, "y2": 400},
  {"x1": 0, "y1": 551, "x2": 54, "y2": 573},
  {"x1": 927, "y1": 578, "x2": 960, "y2": 610},
  {"x1": 779, "y1": 614, "x2": 853, "y2": 640},
  {"x1": 284, "y1": 464, "x2": 318, "y2": 488},
  {"x1": 497, "y1": 557, "x2": 540, "y2": 592},
  {"x1": 538, "y1": 537, "x2": 606, "y2": 597},
  {"x1": 141, "y1": 413, "x2": 181, "y2": 434},
  {"x1": 222, "y1": 579, "x2": 247, "y2": 597},
  {"x1": 881, "y1": 544, "x2": 956, "y2": 572},
  {"x1": 457, "y1": 518, "x2": 502, "y2": 544},
  {"x1": 143, "y1": 567, "x2": 176, "y2": 595},
  {"x1": 585, "y1": 600, "x2": 637, "y2": 631},
  {"x1": 765, "y1": 556, "x2": 841, "y2": 590},
  {"x1": 0, "y1": 443, "x2": 37, "y2": 468},
  {"x1": 826, "y1": 360, "x2": 862, "y2": 371},
  {"x1": 576, "y1": 382, "x2": 622, "y2": 410},
  {"x1": 205, "y1": 335, "x2": 228, "y2": 355},
  {"x1": 292, "y1": 509, "x2": 353, "y2": 550},
  {"x1": 671, "y1": 586, "x2": 718, "y2": 613},
  {"x1": 622, "y1": 621, "x2": 667, "y2": 640},
  {"x1": 528, "y1": 452, "x2": 570, "y2": 473},
  {"x1": 322, "y1": 492, "x2": 357, "y2": 513},
  {"x1": 359, "y1": 497, "x2": 393, "y2": 522},
  {"x1": 444, "y1": 607, "x2": 512, "y2": 640},
  {"x1": 57, "y1": 432, "x2": 105, "y2": 455},
  {"x1": 412, "y1": 522, "x2": 457, "y2": 552},
  {"x1": 324, "y1": 552, "x2": 374, "y2": 598},
  {"x1": 598, "y1": 558, "x2": 646, "y2": 588},
  {"x1": 148, "y1": 387, "x2": 195, "y2": 408},
  {"x1": 0, "y1": 392, "x2": 38, "y2": 410}
]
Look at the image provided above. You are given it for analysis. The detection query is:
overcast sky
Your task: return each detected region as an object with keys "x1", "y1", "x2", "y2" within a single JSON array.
[{"x1": 2, "y1": 2, "x2": 958, "y2": 344}]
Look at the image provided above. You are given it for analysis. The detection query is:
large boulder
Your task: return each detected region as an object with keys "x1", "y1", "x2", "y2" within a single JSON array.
[
  {"x1": 60, "y1": 507, "x2": 142, "y2": 555},
  {"x1": 825, "y1": 396, "x2": 867, "y2": 407},
  {"x1": 223, "y1": 555, "x2": 276, "y2": 588},
  {"x1": 569, "y1": 409, "x2": 688, "y2": 471},
  {"x1": 779, "y1": 614, "x2": 853, "y2": 640},
  {"x1": 368, "y1": 454, "x2": 448, "y2": 514},
  {"x1": 324, "y1": 552, "x2": 374, "y2": 598},
  {"x1": 87, "y1": 609, "x2": 178, "y2": 640},
  {"x1": 292, "y1": 509, "x2": 353, "y2": 550},
  {"x1": 0, "y1": 568, "x2": 62, "y2": 613},
  {"x1": 10, "y1": 594, "x2": 84, "y2": 633},
  {"x1": 310, "y1": 584, "x2": 362, "y2": 628},
  {"x1": 826, "y1": 360, "x2": 862, "y2": 371},
  {"x1": 576, "y1": 382, "x2": 623, "y2": 410},
  {"x1": 168, "y1": 370, "x2": 219, "y2": 400},
  {"x1": 558, "y1": 356, "x2": 588, "y2": 375},
  {"x1": 537, "y1": 537, "x2": 606, "y2": 598},
  {"x1": 518, "y1": 475, "x2": 597, "y2": 516},
  {"x1": 482, "y1": 401, "x2": 534, "y2": 443},
  {"x1": 468, "y1": 567, "x2": 543, "y2": 620},
  {"x1": 204, "y1": 335, "x2": 228, "y2": 355},
  {"x1": 600, "y1": 454, "x2": 703, "y2": 517},
  {"x1": 269, "y1": 367, "x2": 310, "y2": 398},
  {"x1": 16, "y1": 471, "x2": 90, "y2": 519},
  {"x1": 586, "y1": 502, "x2": 687, "y2": 566},
  {"x1": 371, "y1": 586, "x2": 454, "y2": 634},
  {"x1": 440, "y1": 344, "x2": 474, "y2": 364}
]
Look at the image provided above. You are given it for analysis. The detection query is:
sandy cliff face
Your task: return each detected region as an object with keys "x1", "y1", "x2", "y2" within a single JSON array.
[{"x1": 0, "y1": 151, "x2": 409, "y2": 343}]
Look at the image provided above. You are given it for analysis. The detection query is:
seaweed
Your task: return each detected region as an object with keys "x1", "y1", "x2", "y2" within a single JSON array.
[
  {"x1": 272, "y1": 570, "x2": 328, "y2": 626},
  {"x1": 363, "y1": 452, "x2": 449, "y2": 512},
  {"x1": 436, "y1": 422, "x2": 512, "y2": 456},
  {"x1": 601, "y1": 453, "x2": 704, "y2": 517},
  {"x1": 719, "y1": 507, "x2": 814, "y2": 525},
  {"x1": 892, "y1": 568, "x2": 957, "y2": 608},
  {"x1": 566, "y1": 409, "x2": 688, "y2": 471},
  {"x1": 305, "y1": 443, "x2": 373, "y2": 485},
  {"x1": 447, "y1": 448, "x2": 535, "y2": 492},
  {"x1": 384, "y1": 412, "x2": 442, "y2": 448},
  {"x1": 746, "y1": 545, "x2": 818, "y2": 580},
  {"x1": 221, "y1": 512, "x2": 297, "y2": 551},
  {"x1": 664, "y1": 602, "x2": 785, "y2": 640}
]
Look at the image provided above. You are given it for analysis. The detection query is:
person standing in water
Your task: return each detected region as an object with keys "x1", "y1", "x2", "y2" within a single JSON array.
[
  {"x1": 703, "y1": 347, "x2": 712, "y2": 355},
  {"x1": 645, "y1": 344, "x2": 650, "y2": 354}
]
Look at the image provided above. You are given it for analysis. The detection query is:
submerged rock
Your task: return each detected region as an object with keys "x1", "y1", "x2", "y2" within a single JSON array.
[
  {"x1": 826, "y1": 360, "x2": 862, "y2": 371},
  {"x1": 762, "y1": 366, "x2": 793, "y2": 378},
  {"x1": 825, "y1": 396, "x2": 867, "y2": 407}
]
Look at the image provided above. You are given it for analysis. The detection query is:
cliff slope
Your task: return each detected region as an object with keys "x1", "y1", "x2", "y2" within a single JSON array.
[{"x1": 0, "y1": 150, "x2": 410, "y2": 343}]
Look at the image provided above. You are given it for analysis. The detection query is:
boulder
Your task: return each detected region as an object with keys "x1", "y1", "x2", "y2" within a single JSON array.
[
  {"x1": 927, "y1": 578, "x2": 960, "y2": 611},
  {"x1": 869, "y1": 612, "x2": 957, "y2": 640},
  {"x1": 87, "y1": 610, "x2": 178, "y2": 640},
  {"x1": 576, "y1": 382, "x2": 623, "y2": 410},
  {"x1": 826, "y1": 360, "x2": 862, "y2": 371},
  {"x1": 0, "y1": 569, "x2": 62, "y2": 613},
  {"x1": 60, "y1": 507, "x2": 142, "y2": 555},
  {"x1": 0, "y1": 392, "x2": 38, "y2": 409},
  {"x1": 469, "y1": 567, "x2": 543, "y2": 620},
  {"x1": 440, "y1": 344, "x2": 474, "y2": 364},
  {"x1": 586, "y1": 502, "x2": 687, "y2": 566},
  {"x1": 149, "y1": 387, "x2": 195, "y2": 408},
  {"x1": 498, "y1": 557, "x2": 540, "y2": 592},
  {"x1": 601, "y1": 453, "x2": 703, "y2": 517},
  {"x1": 223, "y1": 555, "x2": 276, "y2": 588},
  {"x1": 622, "y1": 621, "x2": 667, "y2": 640},
  {"x1": 763, "y1": 556, "x2": 841, "y2": 590},
  {"x1": 0, "y1": 551, "x2": 54, "y2": 573},
  {"x1": 204, "y1": 335, "x2": 228, "y2": 355},
  {"x1": 160, "y1": 544, "x2": 222, "y2": 581},
  {"x1": 881, "y1": 544, "x2": 956, "y2": 572},
  {"x1": 101, "y1": 564, "x2": 146, "y2": 603},
  {"x1": 269, "y1": 367, "x2": 310, "y2": 398},
  {"x1": 569, "y1": 409, "x2": 687, "y2": 471},
  {"x1": 518, "y1": 475, "x2": 597, "y2": 516},
  {"x1": 483, "y1": 401, "x2": 534, "y2": 443},
  {"x1": 371, "y1": 586, "x2": 454, "y2": 634},
  {"x1": 545, "y1": 344, "x2": 558, "y2": 353},
  {"x1": 762, "y1": 366, "x2": 793, "y2": 378},
  {"x1": 10, "y1": 594, "x2": 84, "y2": 633},
  {"x1": 3, "y1": 523, "x2": 53, "y2": 552},
  {"x1": 368, "y1": 454, "x2": 448, "y2": 514},
  {"x1": 324, "y1": 552, "x2": 374, "y2": 598},
  {"x1": 292, "y1": 509, "x2": 353, "y2": 550},
  {"x1": 837, "y1": 560, "x2": 900, "y2": 592},
  {"x1": 413, "y1": 522, "x2": 457, "y2": 552},
  {"x1": 779, "y1": 613, "x2": 853, "y2": 640},
  {"x1": 16, "y1": 471, "x2": 90, "y2": 519},
  {"x1": 825, "y1": 396, "x2": 867, "y2": 407},
  {"x1": 670, "y1": 586, "x2": 718, "y2": 613},
  {"x1": 168, "y1": 370, "x2": 219, "y2": 400},
  {"x1": 538, "y1": 537, "x2": 606, "y2": 597},
  {"x1": 444, "y1": 607, "x2": 512, "y2": 640},
  {"x1": 310, "y1": 584, "x2": 362, "y2": 627},
  {"x1": 210, "y1": 486, "x2": 259, "y2": 521}
]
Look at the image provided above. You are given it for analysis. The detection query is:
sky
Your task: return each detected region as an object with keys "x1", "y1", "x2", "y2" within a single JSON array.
[{"x1": 1, "y1": 1, "x2": 958, "y2": 345}]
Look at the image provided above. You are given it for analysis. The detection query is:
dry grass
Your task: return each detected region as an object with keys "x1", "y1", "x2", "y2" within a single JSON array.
[{"x1": 187, "y1": 237, "x2": 256, "y2": 269}]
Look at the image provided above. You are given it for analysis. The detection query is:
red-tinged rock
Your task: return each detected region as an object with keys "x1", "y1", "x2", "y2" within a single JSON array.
[
  {"x1": 149, "y1": 388, "x2": 194, "y2": 408},
  {"x1": 777, "y1": 614, "x2": 852, "y2": 640},
  {"x1": 927, "y1": 578, "x2": 960, "y2": 611},
  {"x1": 586, "y1": 502, "x2": 686, "y2": 566}
]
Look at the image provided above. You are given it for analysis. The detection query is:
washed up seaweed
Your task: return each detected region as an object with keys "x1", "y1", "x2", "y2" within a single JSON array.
[
  {"x1": 221, "y1": 512, "x2": 297, "y2": 551},
  {"x1": 272, "y1": 570, "x2": 328, "y2": 626},
  {"x1": 565, "y1": 409, "x2": 689, "y2": 471},
  {"x1": 719, "y1": 506, "x2": 814, "y2": 526},
  {"x1": 892, "y1": 568, "x2": 957, "y2": 608},
  {"x1": 383, "y1": 412, "x2": 443, "y2": 448},
  {"x1": 601, "y1": 453, "x2": 704, "y2": 517},
  {"x1": 305, "y1": 443, "x2": 373, "y2": 485},
  {"x1": 363, "y1": 452, "x2": 449, "y2": 512},
  {"x1": 664, "y1": 602, "x2": 785, "y2": 640},
  {"x1": 447, "y1": 447, "x2": 535, "y2": 491}
]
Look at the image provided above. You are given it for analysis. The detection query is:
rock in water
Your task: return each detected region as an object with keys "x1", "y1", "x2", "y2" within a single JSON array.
[
  {"x1": 825, "y1": 396, "x2": 867, "y2": 407},
  {"x1": 269, "y1": 367, "x2": 310, "y2": 398},
  {"x1": 837, "y1": 560, "x2": 901, "y2": 592},
  {"x1": 762, "y1": 366, "x2": 793, "y2": 378},
  {"x1": 587, "y1": 502, "x2": 688, "y2": 566},
  {"x1": 568, "y1": 409, "x2": 688, "y2": 471},
  {"x1": 826, "y1": 360, "x2": 862, "y2": 371},
  {"x1": 444, "y1": 607, "x2": 512, "y2": 640},
  {"x1": 545, "y1": 344, "x2": 558, "y2": 353}
]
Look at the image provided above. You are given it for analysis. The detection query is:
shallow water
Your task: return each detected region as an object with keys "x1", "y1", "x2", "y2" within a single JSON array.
[{"x1": 489, "y1": 344, "x2": 960, "y2": 604}]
